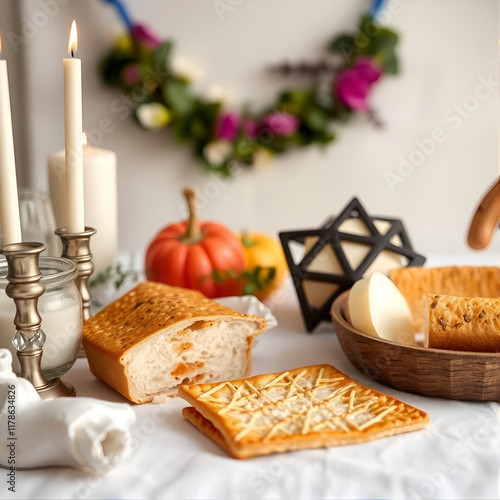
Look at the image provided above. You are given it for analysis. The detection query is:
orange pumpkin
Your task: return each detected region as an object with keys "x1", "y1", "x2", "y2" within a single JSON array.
[
  {"x1": 145, "y1": 187, "x2": 245, "y2": 298},
  {"x1": 240, "y1": 232, "x2": 288, "y2": 300}
]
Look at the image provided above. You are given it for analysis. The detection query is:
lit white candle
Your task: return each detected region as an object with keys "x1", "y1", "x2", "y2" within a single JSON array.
[
  {"x1": 63, "y1": 20, "x2": 84, "y2": 233},
  {"x1": 48, "y1": 135, "x2": 118, "y2": 275},
  {"x1": 0, "y1": 33, "x2": 22, "y2": 245}
]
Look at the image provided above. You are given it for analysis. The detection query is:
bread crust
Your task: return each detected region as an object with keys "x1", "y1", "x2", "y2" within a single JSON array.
[
  {"x1": 82, "y1": 282, "x2": 267, "y2": 403},
  {"x1": 179, "y1": 364, "x2": 429, "y2": 459},
  {"x1": 390, "y1": 266, "x2": 500, "y2": 333},
  {"x1": 426, "y1": 293, "x2": 500, "y2": 352}
]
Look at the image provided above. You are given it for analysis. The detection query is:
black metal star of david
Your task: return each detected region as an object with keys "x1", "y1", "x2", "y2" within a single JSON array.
[{"x1": 279, "y1": 197, "x2": 426, "y2": 332}]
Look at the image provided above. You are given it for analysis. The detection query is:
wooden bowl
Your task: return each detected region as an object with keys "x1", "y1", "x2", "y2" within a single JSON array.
[{"x1": 330, "y1": 290, "x2": 500, "y2": 401}]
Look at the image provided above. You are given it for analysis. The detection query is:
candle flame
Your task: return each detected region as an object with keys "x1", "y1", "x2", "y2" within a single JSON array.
[
  {"x1": 82, "y1": 132, "x2": 88, "y2": 146},
  {"x1": 68, "y1": 20, "x2": 78, "y2": 56},
  {"x1": 0, "y1": 32, "x2": 3, "y2": 55}
]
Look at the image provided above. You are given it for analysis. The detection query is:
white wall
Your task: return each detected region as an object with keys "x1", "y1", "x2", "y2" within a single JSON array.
[{"x1": 2, "y1": 0, "x2": 500, "y2": 261}]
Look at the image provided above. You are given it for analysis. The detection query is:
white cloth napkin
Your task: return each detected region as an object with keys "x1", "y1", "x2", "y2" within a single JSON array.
[
  {"x1": 215, "y1": 295, "x2": 278, "y2": 329},
  {"x1": 0, "y1": 349, "x2": 136, "y2": 474}
]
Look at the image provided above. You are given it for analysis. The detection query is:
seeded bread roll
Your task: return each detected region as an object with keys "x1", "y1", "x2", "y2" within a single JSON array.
[
  {"x1": 425, "y1": 293, "x2": 500, "y2": 352},
  {"x1": 83, "y1": 282, "x2": 267, "y2": 403},
  {"x1": 390, "y1": 266, "x2": 500, "y2": 333}
]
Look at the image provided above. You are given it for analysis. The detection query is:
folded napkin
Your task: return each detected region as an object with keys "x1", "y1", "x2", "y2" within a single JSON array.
[
  {"x1": 0, "y1": 349, "x2": 136, "y2": 473},
  {"x1": 215, "y1": 295, "x2": 278, "y2": 329}
]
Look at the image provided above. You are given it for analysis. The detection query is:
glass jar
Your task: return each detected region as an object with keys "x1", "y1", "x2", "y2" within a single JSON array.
[{"x1": 0, "y1": 256, "x2": 82, "y2": 379}]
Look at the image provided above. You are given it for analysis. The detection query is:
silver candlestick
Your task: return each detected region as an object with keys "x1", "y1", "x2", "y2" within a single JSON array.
[
  {"x1": 2, "y1": 242, "x2": 75, "y2": 399},
  {"x1": 55, "y1": 227, "x2": 96, "y2": 357},
  {"x1": 55, "y1": 227, "x2": 96, "y2": 320}
]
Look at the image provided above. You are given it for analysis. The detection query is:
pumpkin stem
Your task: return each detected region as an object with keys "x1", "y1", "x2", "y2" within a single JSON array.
[{"x1": 181, "y1": 187, "x2": 202, "y2": 244}]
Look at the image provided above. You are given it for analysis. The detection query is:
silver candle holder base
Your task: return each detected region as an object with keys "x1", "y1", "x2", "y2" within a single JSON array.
[
  {"x1": 2, "y1": 242, "x2": 75, "y2": 399},
  {"x1": 55, "y1": 227, "x2": 96, "y2": 358}
]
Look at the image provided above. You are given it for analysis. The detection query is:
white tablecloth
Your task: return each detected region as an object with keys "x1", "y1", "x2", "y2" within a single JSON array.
[{"x1": 10, "y1": 259, "x2": 500, "y2": 500}]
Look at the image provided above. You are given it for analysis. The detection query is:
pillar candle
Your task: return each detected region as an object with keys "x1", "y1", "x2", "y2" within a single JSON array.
[{"x1": 48, "y1": 143, "x2": 118, "y2": 275}]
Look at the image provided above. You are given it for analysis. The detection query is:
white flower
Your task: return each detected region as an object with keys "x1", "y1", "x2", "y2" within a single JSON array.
[
  {"x1": 170, "y1": 55, "x2": 204, "y2": 81},
  {"x1": 203, "y1": 140, "x2": 233, "y2": 166},
  {"x1": 136, "y1": 102, "x2": 171, "y2": 131},
  {"x1": 207, "y1": 85, "x2": 236, "y2": 106}
]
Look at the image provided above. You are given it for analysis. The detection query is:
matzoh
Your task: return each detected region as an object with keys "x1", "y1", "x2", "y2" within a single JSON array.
[{"x1": 179, "y1": 364, "x2": 429, "y2": 459}]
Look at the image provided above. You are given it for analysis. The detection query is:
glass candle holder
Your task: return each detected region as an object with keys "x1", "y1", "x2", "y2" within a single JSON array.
[{"x1": 0, "y1": 256, "x2": 82, "y2": 379}]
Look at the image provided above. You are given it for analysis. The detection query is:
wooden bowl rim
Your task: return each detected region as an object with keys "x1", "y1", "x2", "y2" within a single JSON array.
[{"x1": 331, "y1": 289, "x2": 500, "y2": 359}]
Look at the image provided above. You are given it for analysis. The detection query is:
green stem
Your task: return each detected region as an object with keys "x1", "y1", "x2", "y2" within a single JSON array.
[{"x1": 180, "y1": 187, "x2": 202, "y2": 244}]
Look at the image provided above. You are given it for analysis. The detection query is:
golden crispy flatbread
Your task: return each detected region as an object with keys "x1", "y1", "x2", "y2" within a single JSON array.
[{"x1": 179, "y1": 364, "x2": 429, "y2": 459}]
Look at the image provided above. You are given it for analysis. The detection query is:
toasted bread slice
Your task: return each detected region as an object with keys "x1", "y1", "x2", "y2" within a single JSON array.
[
  {"x1": 179, "y1": 364, "x2": 429, "y2": 459},
  {"x1": 83, "y1": 282, "x2": 267, "y2": 403}
]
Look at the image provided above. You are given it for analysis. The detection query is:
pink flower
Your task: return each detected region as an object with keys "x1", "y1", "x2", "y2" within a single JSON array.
[
  {"x1": 131, "y1": 23, "x2": 161, "y2": 49},
  {"x1": 216, "y1": 112, "x2": 240, "y2": 140},
  {"x1": 354, "y1": 57, "x2": 383, "y2": 84},
  {"x1": 260, "y1": 112, "x2": 299, "y2": 137},
  {"x1": 334, "y1": 57, "x2": 382, "y2": 111},
  {"x1": 122, "y1": 63, "x2": 140, "y2": 86},
  {"x1": 242, "y1": 119, "x2": 258, "y2": 138}
]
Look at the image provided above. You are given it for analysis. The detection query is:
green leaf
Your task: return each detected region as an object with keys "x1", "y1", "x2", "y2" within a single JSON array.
[
  {"x1": 162, "y1": 79, "x2": 195, "y2": 115},
  {"x1": 171, "y1": 116, "x2": 192, "y2": 143},
  {"x1": 234, "y1": 137, "x2": 257, "y2": 163},
  {"x1": 207, "y1": 266, "x2": 277, "y2": 296},
  {"x1": 317, "y1": 131, "x2": 335, "y2": 144},
  {"x1": 328, "y1": 34, "x2": 355, "y2": 53},
  {"x1": 172, "y1": 102, "x2": 218, "y2": 144},
  {"x1": 278, "y1": 89, "x2": 313, "y2": 114},
  {"x1": 378, "y1": 51, "x2": 399, "y2": 74},
  {"x1": 303, "y1": 105, "x2": 328, "y2": 133},
  {"x1": 260, "y1": 135, "x2": 289, "y2": 153},
  {"x1": 190, "y1": 116, "x2": 210, "y2": 139},
  {"x1": 199, "y1": 156, "x2": 232, "y2": 177},
  {"x1": 372, "y1": 29, "x2": 398, "y2": 53},
  {"x1": 243, "y1": 283, "x2": 257, "y2": 295},
  {"x1": 89, "y1": 262, "x2": 138, "y2": 294},
  {"x1": 153, "y1": 41, "x2": 173, "y2": 73},
  {"x1": 197, "y1": 101, "x2": 222, "y2": 123},
  {"x1": 99, "y1": 52, "x2": 136, "y2": 87},
  {"x1": 89, "y1": 266, "x2": 112, "y2": 288}
]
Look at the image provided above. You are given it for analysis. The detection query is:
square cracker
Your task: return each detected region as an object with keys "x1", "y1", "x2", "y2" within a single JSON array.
[{"x1": 179, "y1": 364, "x2": 429, "y2": 459}]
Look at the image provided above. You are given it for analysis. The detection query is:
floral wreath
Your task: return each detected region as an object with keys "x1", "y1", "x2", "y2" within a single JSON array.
[{"x1": 100, "y1": 0, "x2": 399, "y2": 176}]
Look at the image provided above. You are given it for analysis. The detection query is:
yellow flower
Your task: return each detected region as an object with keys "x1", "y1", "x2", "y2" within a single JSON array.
[{"x1": 115, "y1": 34, "x2": 133, "y2": 52}]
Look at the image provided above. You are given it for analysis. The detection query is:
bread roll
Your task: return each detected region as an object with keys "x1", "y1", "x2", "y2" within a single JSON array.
[
  {"x1": 83, "y1": 282, "x2": 267, "y2": 403},
  {"x1": 425, "y1": 293, "x2": 500, "y2": 352},
  {"x1": 390, "y1": 266, "x2": 500, "y2": 333}
]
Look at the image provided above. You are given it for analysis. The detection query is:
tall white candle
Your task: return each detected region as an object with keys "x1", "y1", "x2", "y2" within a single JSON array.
[
  {"x1": 63, "y1": 20, "x2": 84, "y2": 233},
  {"x1": 0, "y1": 34, "x2": 22, "y2": 245},
  {"x1": 48, "y1": 140, "x2": 118, "y2": 275}
]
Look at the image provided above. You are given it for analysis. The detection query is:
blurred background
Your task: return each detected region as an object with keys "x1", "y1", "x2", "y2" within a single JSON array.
[{"x1": 1, "y1": 0, "x2": 499, "y2": 260}]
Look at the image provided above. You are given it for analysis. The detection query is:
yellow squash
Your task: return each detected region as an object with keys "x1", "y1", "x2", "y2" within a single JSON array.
[{"x1": 240, "y1": 232, "x2": 288, "y2": 300}]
